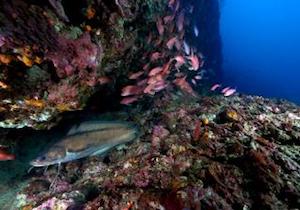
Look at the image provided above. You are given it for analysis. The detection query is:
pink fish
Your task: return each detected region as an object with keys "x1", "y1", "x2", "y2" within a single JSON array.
[
  {"x1": 163, "y1": 15, "x2": 174, "y2": 24},
  {"x1": 168, "y1": 0, "x2": 176, "y2": 8},
  {"x1": 149, "y1": 67, "x2": 163, "y2": 76},
  {"x1": 195, "y1": 75, "x2": 202, "y2": 80},
  {"x1": 150, "y1": 52, "x2": 162, "y2": 61},
  {"x1": 224, "y1": 88, "x2": 236, "y2": 97},
  {"x1": 174, "y1": 0, "x2": 180, "y2": 12},
  {"x1": 161, "y1": 61, "x2": 171, "y2": 75},
  {"x1": 176, "y1": 12, "x2": 185, "y2": 32},
  {"x1": 187, "y1": 55, "x2": 200, "y2": 71},
  {"x1": 146, "y1": 34, "x2": 152, "y2": 44},
  {"x1": 210, "y1": 84, "x2": 221, "y2": 91},
  {"x1": 183, "y1": 41, "x2": 190, "y2": 55},
  {"x1": 120, "y1": 96, "x2": 139, "y2": 105},
  {"x1": 121, "y1": 85, "x2": 142, "y2": 96},
  {"x1": 147, "y1": 74, "x2": 164, "y2": 85},
  {"x1": 97, "y1": 76, "x2": 111, "y2": 85},
  {"x1": 173, "y1": 76, "x2": 196, "y2": 96},
  {"x1": 143, "y1": 63, "x2": 150, "y2": 71},
  {"x1": 0, "y1": 36, "x2": 5, "y2": 47},
  {"x1": 166, "y1": 37, "x2": 177, "y2": 49},
  {"x1": 152, "y1": 81, "x2": 168, "y2": 92},
  {"x1": 156, "y1": 18, "x2": 164, "y2": 35},
  {"x1": 221, "y1": 87, "x2": 231, "y2": 93},
  {"x1": 144, "y1": 83, "x2": 155, "y2": 95},
  {"x1": 129, "y1": 71, "x2": 144, "y2": 80},
  {"x1": 137, "y1": 78, "x2": 148, "y2": 86},
  {"x1": 191, "y1": 79, "x2": 197, "y2": 85},
  {"x1": 173, "y1": 55, "x2": 185, "y2": 68}
]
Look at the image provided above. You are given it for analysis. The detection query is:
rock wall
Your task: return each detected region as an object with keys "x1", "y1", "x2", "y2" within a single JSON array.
[{"x1": 0, "y1": 0, "x2": 222, "y2": 129}]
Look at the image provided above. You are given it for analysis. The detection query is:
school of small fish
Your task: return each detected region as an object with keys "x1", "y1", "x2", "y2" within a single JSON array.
[
  {"x1": 120, "y1": 0, "x2": 207, "y2": 105},
  {"x1": 210, "y1": 83, "x2": 237, "y2": 97}
]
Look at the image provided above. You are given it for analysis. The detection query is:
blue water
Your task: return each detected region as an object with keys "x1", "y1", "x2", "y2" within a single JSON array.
[{"x1": 220, "y1": 0, "x2": 300, "y2": 104}]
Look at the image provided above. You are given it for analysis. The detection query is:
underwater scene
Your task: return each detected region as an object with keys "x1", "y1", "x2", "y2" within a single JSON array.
[{"x1": 0, "y1": 0, "x2": 299, "y2": 209}]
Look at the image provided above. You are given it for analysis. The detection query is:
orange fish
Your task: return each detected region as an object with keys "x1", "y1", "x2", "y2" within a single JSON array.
[
  {"x1": 0, "y1": 54, "x2": 13, "y2": 65},
  {"x1": 156, "y1": 18, "x2": 164, "y2": 35},
  {"x1": 121, "y1": 85, "x2": 142, "y2": 96}
]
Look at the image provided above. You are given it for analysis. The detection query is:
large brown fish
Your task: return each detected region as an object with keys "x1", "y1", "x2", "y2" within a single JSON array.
[{"x1": 30, "y1": 121, "x2": 139, "y2": 167}]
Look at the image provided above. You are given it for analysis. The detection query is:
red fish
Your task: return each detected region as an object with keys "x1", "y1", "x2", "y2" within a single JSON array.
[
  {"x1": 156, "y1": 18, "x2": 164, "y2": 35},
  {"x1": 0, "y1": 147, "x2": 15, "y2": 161},
  {"x1": 120, "y1": 96, "x2": 139, "y2": 105},
  {"x1": 210, "y1": 84, "x2": 221, "y2": 91},
  {"x1": 121, "y1": 85, "x2": 142, "y2": 96},
  {"x1": 129, "y1": 71, "x2": 144, "y2": 80}
]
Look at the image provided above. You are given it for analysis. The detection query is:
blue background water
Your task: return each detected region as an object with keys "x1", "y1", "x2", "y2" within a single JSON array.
[{"x1": 220, "y1": 0, "x2": 300, "y2": 104}]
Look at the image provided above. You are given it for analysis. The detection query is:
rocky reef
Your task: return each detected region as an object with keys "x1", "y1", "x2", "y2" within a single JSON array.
[
  {"x1": 9, "y1": 93, "x2": 299, "y2": 210},
  {"x1": 0, "y1": 0, "x2": 222, "y2": 129}
]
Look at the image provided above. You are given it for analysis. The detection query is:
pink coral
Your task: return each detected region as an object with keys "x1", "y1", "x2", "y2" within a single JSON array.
[
  {"x1": 47, "y1": 83, "x2": 78, "y2": 106},
  {"x1": 46, "y1": 33, "x2": 100, "y2": 78}
]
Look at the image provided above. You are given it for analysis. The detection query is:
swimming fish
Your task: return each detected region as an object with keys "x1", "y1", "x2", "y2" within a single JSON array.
[
  {"x1": 183, "y1": 41, "x2": 191, "y2": 55},
  {"x1": 224, "y1": 88, "x2": 237, "y2": 97},
  {"x1": 193, "y1": 25, "x2": 199, "y2": 37},
  {"x1": 0, "y1": 146, "x2": 15, "y2": 161},
  {"x1": 210, "y1": 84, "x2": 221, "y2": 91},
  {"x1": 30, "y1": 121, "x2": 139, "y2": 167}
]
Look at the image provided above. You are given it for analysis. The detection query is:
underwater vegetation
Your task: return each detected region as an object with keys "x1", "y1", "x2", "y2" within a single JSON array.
[{"x1": 0, "y1": 0, "x2": 299, "y2": 210}]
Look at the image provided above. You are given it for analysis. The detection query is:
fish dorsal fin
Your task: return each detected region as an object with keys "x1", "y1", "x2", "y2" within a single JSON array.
[{"x1": 67, "y1": 121, "x2": 120, "y2": 135}]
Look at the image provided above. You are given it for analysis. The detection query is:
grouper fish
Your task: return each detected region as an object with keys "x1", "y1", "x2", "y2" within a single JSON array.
[{"x1": 30, "y1": 121, "x2": 139, "y2": 167}]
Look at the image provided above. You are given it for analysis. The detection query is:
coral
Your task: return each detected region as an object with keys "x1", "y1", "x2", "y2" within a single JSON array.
[{"x1": 46, "y1": 32, "x2": 100, "y2": 79}]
